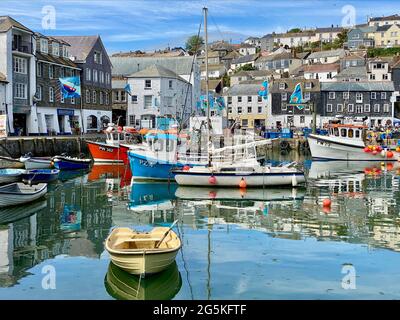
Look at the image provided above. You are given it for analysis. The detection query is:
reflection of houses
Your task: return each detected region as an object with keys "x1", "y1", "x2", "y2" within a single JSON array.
[{"x1": 52, "y1": 35, "x2": 112, "y2": 133}]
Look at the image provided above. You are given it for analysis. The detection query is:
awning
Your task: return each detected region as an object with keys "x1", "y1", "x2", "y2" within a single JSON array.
[{"x1": 57, "y1": 109, "x2": 75, "y2": 116}]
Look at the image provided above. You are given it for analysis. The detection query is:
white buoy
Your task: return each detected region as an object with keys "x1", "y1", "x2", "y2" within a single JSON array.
[{"x1": 291, "y1": 174, "x2": 297, "y2": 187}]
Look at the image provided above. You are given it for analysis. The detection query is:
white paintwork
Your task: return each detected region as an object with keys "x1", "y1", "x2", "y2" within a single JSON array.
[
  {"x1": 20, "y1": 157, "x2": 52, "y2": 170},
  {"x1": 0, "y1": 183, "x2": 47, "y2": 207}
]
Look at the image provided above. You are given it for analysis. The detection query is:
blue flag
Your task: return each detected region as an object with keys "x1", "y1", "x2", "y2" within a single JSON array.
[
  {"x1": 258, "y1": 80, "x2": 268, "y2": 100},
  {"x1": 215, "y1": 96, "x2": 225, "y2": 110},
  {"x1": 59, "y1": 77, "x2": 81, "y2": 98},
  {"x1": 198, "y1": 94, "x2": 214, "y2": 109},
  {"x1": 289, "y1": 83, "x2": 303, "y2": 104},
  {"x1": 124, "y1": 84, "x2": 132, "y2": 96}
]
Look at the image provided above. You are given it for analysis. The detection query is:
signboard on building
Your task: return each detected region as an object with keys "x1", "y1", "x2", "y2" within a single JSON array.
[{"x1": 0, "y1": 115, "x2": 7, "y2": 138}]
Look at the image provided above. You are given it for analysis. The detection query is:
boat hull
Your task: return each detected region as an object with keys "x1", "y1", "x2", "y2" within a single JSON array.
[
  {"x1": 53, "y1": 158, "x2": 91, "y2": 171},
  {"x1": 21, "y1": 169, "x2": 59, "y2": 184},
  {"x1": 0, "y1": 156, "x2": 24, "y2": 169},
  {"x1": 0, "y1": 183, "x2": 47, "y2": 208},
  {"x1": 307, "y1": 134, "x2": 398, "y2": 161},
  {"x1": 0, "y1": 169, "x2": 25, "y2": 184},
  {"x1": 87, "y1": 141, "x2": 129, "y2": 164},
  {"x1": 174, "y1": 171, "x2": 305, "y2": 187},
  {"x1": 21, "y1": 158, "x2": 52, "y2": 170}
]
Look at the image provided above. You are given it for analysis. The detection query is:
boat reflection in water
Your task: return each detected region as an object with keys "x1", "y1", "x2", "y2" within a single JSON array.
[
  {"x1": 0, "y1": 199, "x2": 47, "y2": 225},
  {"x1": 104, "y1": 261, "x2": 182, "y2": 300},
  {"x1": 128, "y1": 182, "x2": 177, "y2": 212}
]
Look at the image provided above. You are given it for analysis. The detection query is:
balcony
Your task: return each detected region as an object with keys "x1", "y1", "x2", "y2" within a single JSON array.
[{"x1": 12, "y1": 41, "x2": 33, "y2": 55}]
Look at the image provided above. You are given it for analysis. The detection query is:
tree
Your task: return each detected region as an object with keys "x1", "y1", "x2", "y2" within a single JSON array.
[
  {"x1": 185, "y1": 35, "x2": 204, "y2": 54},
  {"x1": 288, "y1": 28, "x2": 302, "y2": 33},
  {"x1": 234, "y1": 63, "x2": 256, "y2": 73}
]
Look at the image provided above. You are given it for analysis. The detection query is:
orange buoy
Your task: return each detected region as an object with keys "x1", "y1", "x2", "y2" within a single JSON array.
[
  {"x1": 387, "y1": 163, "x2": 394, "y2": 171},
  {"x1": 387, "y1": 151, "x2": 394, "y2": 158},
  {"x1": 396, "y1": 147, "x2": 400, "y2": 153},
  {"x1": 239, "y1": 178, "x2": 247, "y2": 189},
  {"x1": 322, "y1": 206, "x2": 331, "y2": 214},
  {"x1": 322, "y1": 199, "x2": 331, "y2": 207},
  {"x1": 209, "y1": 175, "x2": 217, "y2": 185},
  {"x1": 364, "y1": 147, "x2": 370, "y2": 153},
  {"x1": 183, "y1": 165, "x2": 190, "y2": 171}
]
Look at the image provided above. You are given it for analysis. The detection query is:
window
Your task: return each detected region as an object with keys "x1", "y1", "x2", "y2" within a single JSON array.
[
  {"x1": 258, "y1": 96, "x2": 262, "y2": 103},
  {"x1": 258, "y1": 106, "x2": 262, "y2": 113},
  {"x1": 247, "y1": 96, "x2": 252, "y2": 103},
  {"x1": 337, "y1": 104, "x2": 343, "y2": 112},
  {"x1": 343, "y1": 92, "x2": 349, "y2": 100},
  {"x1": 228, "y1": 107, "x2": 232, "y2": 113},
  {"x1": 341, "y1": 129, "x2": 347, "y2": 137},
  {"x1": 281, "y1": 93, "x2": 287, "y2": 101},
  {"x1": 228, "y1": 97, "x2": 232, "y2": 104},
  {"x1": 348, "y1": 129, "x2": 354, "y2": 138},
  {"x1": 86, "y1": 68, "x2": 91, "y2": 81},
  {"x1": 348, "y1": 104, "x2": 354, "y2": 112},
  {"x1": 40, "y1": 39, "x2": 48, "y2": 53},
  {"x1": 37, "y1": 62, "x2": 42, "y2": 77},
  {"x1": 93, "y1": 70, "x2": 98, "y2": 82},
  {"x1": 371, "y1": 92, "x2": 376, "y2": 99},
  {"x1": 328, "y1": 92, "x2": 335, "y2": 99},
  {"x1": 383, "y1": 74, "x2": 388, "y2": 80},
  {"x1": 305, "y1": 82, "x2": 312, "y2": 89},
  {"x1": 100, "y1": 71, "x2": 104, "y2": 83},
  {"x1": 52, "y1": 42, "x2": 59, "y2": 56},
  {"x1": 92, "y1": 90, "x2": 97, "y2": 104},
  {"x1": 13, "y1": 57, "x2": 27, "y2": 74},
  {"x1": 238, "y1": 106, "x2": 242, "y2": 114},
  {"x1": 145, "y1": 80, "x2": 152, "y2": 89},
  {"x1": 49, "y1": 87, "x2": 54, "y2": 102},
  {"x1": 300, "y1": 116, "x2": 305, "y2": 124},
  {"x1": 36, "y1": 85, "x2": 42, "y2": 101},
  {"x1": 165, "y1": 97, "x2": 173, "y2": 108},
  {"x1": 14, "y1": 83, "x2": 27, "y2": 99},
  {"x1": 238, "y1": 96, "x2": 242, "y2": 103},
  {"x1": 369, "y1": 74, "x2": 376, "y2": 80},
  {"x1": 129, "y1": 115, "x2": 135, "y2": 125},
  {"x1": 114, "y1": 91, "x2": 120, "y2": 102},
  {"x1": 247, "y1": 106, "x2": 252, "y2": 113},
  {"x1": 86, "y1": 90, "x2": 90, "y2": 103},
  {"x1": 282, "y1": 104, "x2": 287, "y2": 111},
  {"x1": 144, "y1": 95, "x2": 152, "y2": 109},
  {"x1": 241, "y1": 119, "x2": 248, "y2": 127},
  {"x1": 279, "y1": 83, "x2": 285, "y2": 90},
  {"x1": 326, "y1": 104, "x2": 333, "y2": 112},
  {"x1": 364, "y1": 104, "x2": 370, "y2": 112},
  {"x1": 374, "y1": 104, "x2": 380, "y2": 112},
  {"x1": 381, "y1": 92, "x2": 387, "y2": 99},
  {"x1": 121, "y1": 91, "x2": 126, "y2": 102},
  {"x1": 304, "y1": 92, "x2": 311, "y2": 101},
  {"x1": 384, "y1": 104, "x2": 390, "y2": 113},
  {"x1": 356, "y1": 104, "x2": 363, "y2": 113},
  {"x1": 49, "y1": 65, "x2": 54, "y2": 79},
  {"x1": 169, "y1": 80, "x2": 173, "y2": 89},
  {"x1": 131, "y1": 95, "x2": 138, "y2": 103},
  {"x1": 106, "y1": 73, "x2": 110, "y2": 84},
  {"x1": 99, "y1": 92, "x2": 104, "y2": 105},
  {"x1": 71, "y1": 97, "x2": 75, "y2": 105},
  {"x1": 94, "y1": 51, "x2": 103, "y2": 64},
  {"x1": 334, "y1": 127, "x2": 339, "y2": 136},
  {"x1": 63, "y1": 46, "x2": 69, "y2": 58},
  {"x1": 356, "y1": 92, "x2": 363, "y2": 103},
  {"x1": 355, "y1": 130, "x2": 360, "y2": 138},
  {"x1": 105, "y1": 93, "x2": 109, "y2": 105}
]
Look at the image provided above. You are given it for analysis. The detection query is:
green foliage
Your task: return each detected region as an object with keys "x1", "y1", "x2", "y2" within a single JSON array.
[
  {"x1": 234, "y1": 63, "x2": 256, "y2": 73},
  {"x1": 222, "y1": 73, "x2": 230, "y2": 87},
  {"x1": 367, "y1": 47, "x2": 400, "y2": 57},
  {"x1": 185, "y1": 35, "x2": 204, "y2": 54},
  {"x1": 288, "y1": 28, "x2": 302, "y2": 33}
]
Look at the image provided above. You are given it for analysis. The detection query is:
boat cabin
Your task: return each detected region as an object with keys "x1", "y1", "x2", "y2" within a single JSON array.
[
  {"x1": 105, "y1": 125, "x2": 137, "y2": 145},
  {"x1": 327, "y1": 124, "x2": 367, "y2": 142}
]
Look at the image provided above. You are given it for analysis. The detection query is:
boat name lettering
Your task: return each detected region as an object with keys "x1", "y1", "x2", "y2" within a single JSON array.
[{"x1": 99, "y1": 146, "x2": 114, "y2": 153}]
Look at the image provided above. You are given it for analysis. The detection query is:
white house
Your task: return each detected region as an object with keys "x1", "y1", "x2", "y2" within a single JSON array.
[
  {"x1": 367, "y1": 59, "x2": 392, "y2": 81},
  {"x1": 315, "y1": 27, "x2": 344, "y2": 43},
  {"x1": 126, "y1": 64, "x2": 193, "y2": 129},
  {"x1": 273, "y1": 30, "x2": 318, "y2": 48},
  {"x1": 307, "y1": 49, "x2": 346, "y2": 65},
  {"x1": 301, "y1": 63, "x2": 340, "y2": 82},
  {"x1": 200, "y1": 64, "x2": 226, "y2": 79},
  {"x1": 0, "y1": 73, "x2": 7, "y2": 115},
  {"x1": 368, "y1": 14, "x2": 400, "y2": 27},
  {"x1": 238, "y1": 44, "x2": 257, "y2": 56}
]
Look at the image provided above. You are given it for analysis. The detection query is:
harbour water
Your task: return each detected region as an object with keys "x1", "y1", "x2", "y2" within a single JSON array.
[{"x1": 1, "y1": 151, "x2": 400, "y2": 299}]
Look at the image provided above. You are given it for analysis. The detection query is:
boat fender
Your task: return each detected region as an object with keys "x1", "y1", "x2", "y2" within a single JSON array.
[
  {"x1": 387, "y1": 151, "x2": 394, "y2": 159},
  {"x1": 209, "y1": 175, "x2": 217, "y2": 185},
  {"x1": 291, "y1": 174, "x2": 297, "y2": 187},
  {"x1": 239, "y1": 178, "x2": 247, "y2": 189},
  {"x1": 322, "y1": 199, "x2": 331, "y2": 207}
]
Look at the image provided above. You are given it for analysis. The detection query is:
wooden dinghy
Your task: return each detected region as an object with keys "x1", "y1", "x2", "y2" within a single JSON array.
[
  {"x1": 104, "y1": 261, "x2": 182, "y2": 300},
  {"x1": 0, "y1": 183, "x2": 47, "y2": 208},
  {"x1": 20, "y1": 155, "x2": 52, "y2": 170},
  {"x1": 0, "y1": 156, "x2": 24, "y2": 169},
  {"x1": 105, "y1": 221, "x2": 181, "y2": 275}
]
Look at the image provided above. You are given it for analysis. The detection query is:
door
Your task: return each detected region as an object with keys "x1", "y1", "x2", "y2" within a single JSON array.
[{"x1": 13, "y1": 113, "x2": 27, "y2": 136}]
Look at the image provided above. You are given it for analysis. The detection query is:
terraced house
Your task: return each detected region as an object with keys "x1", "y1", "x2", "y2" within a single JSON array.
[
  {"x1": 35, "y1": 33, "x2": 81, "y2": 135},
  {"x1": 52, "y1": 35, "x2": 112, "y2": 133}
]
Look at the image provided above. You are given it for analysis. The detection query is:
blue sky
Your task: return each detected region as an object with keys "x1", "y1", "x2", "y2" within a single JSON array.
[{"x1": 0, "y1": 0, "x2": 399, "y2": 54}]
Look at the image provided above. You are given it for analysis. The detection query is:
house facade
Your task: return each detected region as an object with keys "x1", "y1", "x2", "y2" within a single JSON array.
[
  {"x1": 320, "y1": 82, "x2": 395, "y2": 127},
  {"x1": 307, "y1": 49, "x2": 346, "y2": 64},
  {"x1": 269, "y1": 79, "x2": 322, "y2": 129},
  {"x1": 368, "y1": 14, "x2": 400, "y2": 27},
  {"x1": 230, "y1": 54, "x2": 259, "y2": 73},
  {"x1": 0, "y1": 16, "x2": 36, "y2": 136},
  {"x1": 126, "y1": 64, "x2": 193, "y2": 129},
  {"x1": 366, "y1": 59, "x2": 392, "y2": 81},
  {"x1": 224, "y1": 83, "x2": 268, "y2": 129},
  {"x1": 273, "y1": 31, "x2": 317, "y2": 48},
  {"x1": 371, "y1": 24, "x2": 400, "y2": 48},
  {"x1": 0, "y1": 73, "x2": 7, "y2": 116},
  {"x1": 111, "y1": 76, "x2": 128, "y2": 126},
  {"x1": 255, "y1": 52, "x2": 302, "y2": 74},
  {"x1": 346, "y1": 26, "x2": 376, "y2": 50},
  {"x1": 53, "y1": 35, "x2": 112, "y2": 133},
  {"x1": 35, "y1": 34, "x2": 81, "y2": 135},
  {"x1": 299, "y1": 63, "x2": 340, "y2": 82},
  {"x1": 315, "y1": 27, "x2": 344, "y2": 43}
]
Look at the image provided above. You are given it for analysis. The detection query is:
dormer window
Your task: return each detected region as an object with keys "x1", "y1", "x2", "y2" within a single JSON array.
[
  {"x1": 40, "y1": 39, "x2": 48, "y2": 54},
  {"x1": 63, "y1": 46, "x2": 69, "y2": 59},
  {"x1": 279, "y1": 83, "x2": 285, "y2": 90},
  {"x1": 52, "y1": 42, "x2": 59, "y2": 56}
]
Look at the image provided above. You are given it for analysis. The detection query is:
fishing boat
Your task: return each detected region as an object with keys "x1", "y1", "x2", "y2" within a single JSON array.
[
  {"x1": 20, "y1": 155, "x2": 53, "y2": 170},
  {"x1": 104, "y1": 261, "x2": 182, "y2": 300},
  {"x1": 0, "y1": 169, "x2": 25, "y2": 184},
  {"x1": 52, "y1": 155, "x2": 92, "y2": 170},
  {"x1": 308, "y1": 123, "x2": 400, "y2": 161},
  {"x1": 105, "y1": 223, "x2": 181, "y2": 275},
  {"x1": 0, "y1": 183, "x2": 47, "y2": 208},
  {"x1": 0, "y1": 156, "x2": 24, "y2": 169},
  {"x1": 21, "y1": 169, "x2": 59, "y2": 184}
]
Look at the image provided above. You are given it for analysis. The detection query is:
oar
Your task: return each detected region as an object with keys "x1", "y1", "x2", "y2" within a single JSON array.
[{"x1": 155, "y1": 220, "x2": 179, "y2": 248}]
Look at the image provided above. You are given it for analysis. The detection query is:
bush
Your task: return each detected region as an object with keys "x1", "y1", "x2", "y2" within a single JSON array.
[{"x1": 368, "y1": 47, "x2": 400, "y2": 57}]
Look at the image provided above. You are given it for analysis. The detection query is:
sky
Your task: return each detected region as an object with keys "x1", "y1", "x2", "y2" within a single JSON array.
[{"x1": 0, "y1": 0, "x2": 399, "y2": 54}]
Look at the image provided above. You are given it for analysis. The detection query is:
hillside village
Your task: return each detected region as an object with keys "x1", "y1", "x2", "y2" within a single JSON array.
[{"x1": 1, "y1": 13, "x2": 400, "y2": 135}]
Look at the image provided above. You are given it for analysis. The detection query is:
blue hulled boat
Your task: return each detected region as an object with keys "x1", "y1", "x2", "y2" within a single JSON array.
[
  {"x1": 53, "y1": 156, "x2": 92, "y2": 171},
  {"x1": 21, "y1": 169, "x2": 60, "y2": 184}
]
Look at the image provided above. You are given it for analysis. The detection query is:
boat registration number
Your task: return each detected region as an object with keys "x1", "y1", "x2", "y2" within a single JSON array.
[
  {"x1": 139, "y1": 159, "x2": 155, "y2": 167},
  {"x1": 317, "y1": 140, "x2": 331, "y2": 147},
  {"x1": 99, "y1": 146, "x2": 114, "y2": 153}
]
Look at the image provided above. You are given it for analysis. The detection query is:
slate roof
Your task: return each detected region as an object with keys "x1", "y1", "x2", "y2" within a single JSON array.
[
  {"x1": 308, "y1": 49, "x2": 346, "y2": 60},
  {"x1": 36, "y1": 52, "x2": 79, "y2": 69},
  {"x1": 315, "y1": 27, "x2": 344, "y2": 33},
  {"x1": 369, "y1": 14, "x2": 400, "y2": 22},
  {"x1": 127, "y1": 64, "x2": 189, "y2": 83},
  {"x1": 232, "y1": 53, "x2": 259, "y2": 64},
  {"x1": 0, "y1": 16, "x2": 32, "y2": 33},
  {"x1": 321, "y1": 81, "x2": 394, "y2": 91},
  {"x1": 224, "y1": 83, "x2": 262, "y2": 96},
  {"x1": 376, "y1": 25, "x2": 393, "y2": 32},
  {"x1": 335, "y1": 66, "x2": 367, "y2": 78}
]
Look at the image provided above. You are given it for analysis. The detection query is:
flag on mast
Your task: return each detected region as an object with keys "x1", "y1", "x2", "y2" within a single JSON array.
[{"x1": 124, "y1": 84, "x2": 132, "y2": 96}]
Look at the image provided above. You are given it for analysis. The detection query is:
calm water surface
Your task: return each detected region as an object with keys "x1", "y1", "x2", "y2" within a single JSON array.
[{"x1": 1, "y1": 151, "x2": 400, "y2": 299}]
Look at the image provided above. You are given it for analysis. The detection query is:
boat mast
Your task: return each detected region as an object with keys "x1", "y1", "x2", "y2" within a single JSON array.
[{"x1": 203, "y1": 7, "x2": 212, "y2": 166}]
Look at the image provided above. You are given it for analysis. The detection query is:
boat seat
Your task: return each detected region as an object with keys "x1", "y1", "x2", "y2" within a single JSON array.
[{"x1": 126, "y1": 238, "x2": 162, "y2": 242}]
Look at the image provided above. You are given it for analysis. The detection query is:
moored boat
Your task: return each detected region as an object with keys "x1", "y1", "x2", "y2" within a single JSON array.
[
  {"x1": 0, "y1": 183, "x2": 47, "y2": 208},
  {"x1": 0, "y1": 169, "x2": 25, "y2": 184},
  {"x1": 0, "y1": 156, "x2": 24, "y2": 169},
  {"x1": 105, "y1": 224, "x2": 181, "y2": 275},
  {"x1": 53, "y1": 156, "x2": 92, "y2": 170},
  {"x1": 21, "y1": 169, "x2": 59, "y2": 184},
  {"x1": 20, "y1": 155, "x2": 53, "y2": 170}
]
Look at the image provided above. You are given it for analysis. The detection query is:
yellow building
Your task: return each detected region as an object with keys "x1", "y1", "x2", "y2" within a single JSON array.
[{"x1": 370, "y1": 24, "x2": 400, "y2": 48}]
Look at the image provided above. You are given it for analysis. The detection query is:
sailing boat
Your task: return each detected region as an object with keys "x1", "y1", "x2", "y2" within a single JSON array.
[{"x1": 172, "y1": 7, "x2": 305, "y2": 188}]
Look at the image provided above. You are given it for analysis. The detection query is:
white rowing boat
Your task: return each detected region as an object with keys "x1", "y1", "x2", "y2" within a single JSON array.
[{"x1": 0, "y1": 183, "x2": 47, "y2": 208}]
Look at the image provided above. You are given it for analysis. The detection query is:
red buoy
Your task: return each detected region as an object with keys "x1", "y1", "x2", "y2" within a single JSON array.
[
  {"x1": 183, "y1": 165, "x2": 190, "y2": 171},
  {"x1": 387, "y1": 151, "x2": 394, "y2": 158},
  {"x1": 322, "y1": 199, "x2": 331, "y2": 207},
  {"x1": 239, "y1": 178, "x2": 247, "y2": 189},
  {"x1": 372, "y1": 150, "x2": 378, "y2": 155},
  {"x1": 209, "y1": 175, "x2": 217, "y2": 185},
  {"x1": 364, "y1": 147, "x2": 370, "y2": 153}
]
